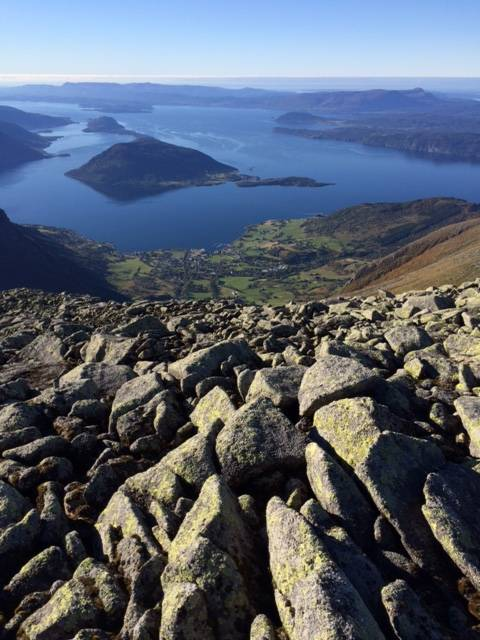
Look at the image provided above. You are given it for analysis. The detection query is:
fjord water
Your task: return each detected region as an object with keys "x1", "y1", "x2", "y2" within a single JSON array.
[{"x1": 2, "y1": 100, "x2": 480, "y2": 251}]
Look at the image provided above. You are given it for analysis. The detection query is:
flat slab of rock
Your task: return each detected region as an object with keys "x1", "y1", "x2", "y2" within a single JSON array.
[
  {"x1": 454, "y1": 396, "x2": 480, "y2": 457},
  {"x1": 306, "y1": 442, "x2": 375, "y2": 544},
  {"x1": 168, "y1": 339, "x2": 260, "y2": 393},
  {"x1": 216, "y1": 398, "x2": 306, "y2": 486},
  {"x1": 423, "y1": 463, "x2": 480, "y2": 591},
  {"x1": 83, "y1": 333, "x2": 138, "y2": 365},
  {"x1": 385, "y1": 324, "x2": 432, "y2": 357},
  {"x1": 357, "y1": 432, "x2": 446, "y2": 574},
  {"x1": 403, "y1": 294, "x2": 454, "y2": 313},
  {"x1": 444, "y1": 333, "x2": 480, "y2": 360},
  {"x1": 299, "y1": 355, "x2": 379, "y2": 416},
  {"x1": 60, "y1": 363, "x2": 136, "y2": 399},
  {"x1": 313, "y1": 397, "x2": 403, "y2": 470},
  {"x1": 246, "y1": 365, "x2": 306, "y2": 409}
]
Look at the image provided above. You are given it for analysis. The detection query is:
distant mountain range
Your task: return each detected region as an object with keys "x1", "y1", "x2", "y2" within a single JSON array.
[
  {"x1": 1, "y1": 82, "x2": 469, "y2": 114},
  {"x1": 0, "y1": 209, "x2": 122, "y2": 299},
  {"x1": 0, "y1": 105, "x2": 73, "y2": 173}
]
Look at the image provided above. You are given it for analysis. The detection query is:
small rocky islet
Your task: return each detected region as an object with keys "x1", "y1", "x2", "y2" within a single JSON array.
[{"x1": 1, "y1": 282, "x2": 480, "y2": 638}]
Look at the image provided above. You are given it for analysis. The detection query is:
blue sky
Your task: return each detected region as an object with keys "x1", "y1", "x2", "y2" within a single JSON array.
[{"x1": 1, "y1": 0, "x2": 479, "y2": 80}]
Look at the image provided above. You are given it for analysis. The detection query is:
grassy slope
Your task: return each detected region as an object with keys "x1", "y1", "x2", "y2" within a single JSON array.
[
  {"x1": 34, "y1": 197, "x2": 480, "y2": 304},
  {"x1": 344, "y1": 217, "x2": 480, "y2": 295}
]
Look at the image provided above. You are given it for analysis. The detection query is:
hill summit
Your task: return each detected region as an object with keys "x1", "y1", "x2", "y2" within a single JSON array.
[
  {"x1": 1, "y1": 280, "x2": 480, "y2": 637},
  {"x1": 66, "y1": 136, "x2": 238, "y2": 199}
]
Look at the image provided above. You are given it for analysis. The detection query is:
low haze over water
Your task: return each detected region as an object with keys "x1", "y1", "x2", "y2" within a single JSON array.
[{"x1": 2, "y1": 100, "x2": 480, "y2": 251}]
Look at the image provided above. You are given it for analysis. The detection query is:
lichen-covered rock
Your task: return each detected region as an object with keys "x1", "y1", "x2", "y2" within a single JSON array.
[
  {"x1": 357, "y1": 432, "x2": 446, "y2": 574},
  {"x1": 159, "y1": 582, "x2": 215, "y2": 640},
  {"x1": 0, "y1": 478, "x2": 30, "y2": 529},
  {"x1": 19, "y1": 558, "x2": 127, "y2": 640},
  {"x1": 250, "y1": 613, "x2": 277, "y2": 640},
  {"x1": 423, "y1": 463, "x2": 480, "y2": 591},
  {"x1": 246, "y1": 365, "x2": 306, "y2": 409},
  {"x1": 117, "y1": 314, "x2": 168, "y2": 337},
  {"x1": 0, "y1": 402, "x2": 43, "y2": 433},
  {"x1": 170, "y1": 475, "x2": 256, "y2": 583},
  {"x1": 454, "y1": 396, "x2": 480, "y2": 457},
  {"x1": 3, "y1": 435, "x2": 69, "y2": 464},
  {"x1": 385, "y1": 324, "x2": 432, "y2": 356},
  {"x1": 161, "y1": 433, "x2": 216, "y2": 490},
  {"x1": 312, "y1": 396, "x2": 403, "y2": 469},
  {"x1": 321, "y1": 525, "x2": 385, "y2": 617},
  {"x1": 96, "y1": 491, "x2": 160, "y2": 560},
  {"x1": 109, "y1": 372, "x2": 164, "y2": 428},
  {"x1": 266, "y1": 497, "x2": 385, "y2": 640},
  {"x1": 216, "y1": 398, "x2": 306, "y2": 486},
  {"x1": 3, "y1": 279, "x2": 480, "y2": 637},
  {"x1": 404, "y1": 344, "x2": 456, "y2": 382},
  {"x1": 444, "y1": 333, "x2": 480, "y2": 360},
  {"x1": 162, "y1": 536, "x2": 255, "y2": 640},
  {"x1": 83, "y1": 332, "x2": 138, "y2": 365},
  {"x1": 381, "y1": 579, "x2": 450, "y2": 640},
  {"x1": 305, "y1": 442, "x2": 376, "y2": 544},
  {"x1": 299, "y1": 355, "x2": 380, "y2": 416},
  {"x1": 4, "y1": 545, "x2": 70, "y2": 603},
  {"x1": 0, "y1": 509, "x2": 41, "y2": 578},
  {"x1": 190, "y1": 385, "x2": 236, "y2": 436},
  {"x1": 123, "y1": 461, "x2": 183, "y2": 512}
]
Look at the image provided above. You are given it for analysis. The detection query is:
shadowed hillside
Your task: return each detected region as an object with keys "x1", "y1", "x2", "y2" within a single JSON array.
[{"x1": 0, "y1": 209, "x2": 123, "y2": 299}]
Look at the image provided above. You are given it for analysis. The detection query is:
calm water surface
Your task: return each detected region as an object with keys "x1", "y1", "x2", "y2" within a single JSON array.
[{"x1": 1, "y1": 101, "x2": 480, "y2": 251}]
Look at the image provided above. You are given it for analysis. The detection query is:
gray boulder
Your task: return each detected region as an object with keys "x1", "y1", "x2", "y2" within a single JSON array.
[
  {"x1": 454, "y1": 396, "x2": 480, "y2": 457},
  {"x1": 382, "y1": 579, "x2": 450, "y2": 640},
  {"x1": 266, "y1": 497, "x2": 385, "y2": 640},
  {"x1": 168, "y1": 339, "x2": 260, "y2": 393},
  {"x1": 60, "y1": 362, "x2": 136, "y2": 398},
  {"x1": 385, "y1": 324, "x2": 432, "y2": 357},
  {"x1": 246, "y1": 365, "x2": 306, "y2": 409},
  {"x1": 305, "y1": 442, "x2": 375, "y2": 544},
  {"x1": 216, "y1": 398, "x2": 306, "y2": 486},
  {"x1": 299, "y1": 355, "x2": 379, "y2": 416},
  {"x1": 423, "y1": 463, "x2": 480, "y2": 591}
]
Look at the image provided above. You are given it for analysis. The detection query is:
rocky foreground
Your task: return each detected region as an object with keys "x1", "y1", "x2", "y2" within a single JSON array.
[{"x1": 1, "y1": 285, "x2": 480, "y2": 639}]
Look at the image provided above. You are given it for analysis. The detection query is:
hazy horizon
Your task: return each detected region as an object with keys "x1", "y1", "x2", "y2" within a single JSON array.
[{"x1": 1, "y1": 76, "x2": 480, "y2": 94}]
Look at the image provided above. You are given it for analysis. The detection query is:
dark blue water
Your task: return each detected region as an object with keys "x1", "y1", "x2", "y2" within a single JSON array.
[{"x1": 1, "y1": 100, "x2": 480, "y2": 251}]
